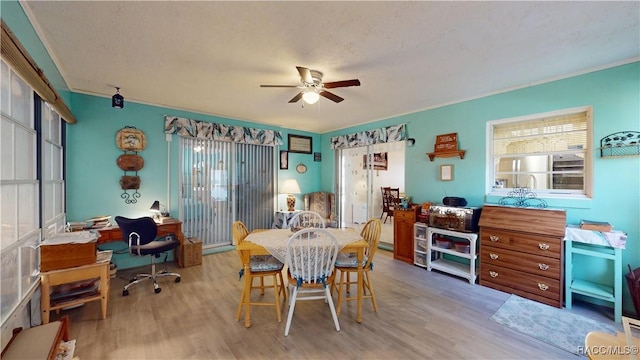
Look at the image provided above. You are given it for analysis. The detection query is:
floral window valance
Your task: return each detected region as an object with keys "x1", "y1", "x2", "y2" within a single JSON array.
[
  {"x1": 164, "y1": 115, "x2": 283, "y2": 146},
  {"x1": 330, "y1": 124, "x2": 406, "y2": 149}
]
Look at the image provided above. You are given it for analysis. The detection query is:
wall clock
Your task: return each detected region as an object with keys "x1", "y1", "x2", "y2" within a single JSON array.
[{"x1": 296, "y1": 163, "x2": 307, "y2": 174}]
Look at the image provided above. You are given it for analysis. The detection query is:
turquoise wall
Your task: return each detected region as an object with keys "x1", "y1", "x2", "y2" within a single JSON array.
[
  {"x1": 65, "y1": 93, "x2": 320, "y2": 223},
  {"x1": 321, "y1": 62, "x2": 640, "y2": 311},
  {"x1": 66, "y1": 94, "x2": 319, "y2": 268},
  {"x1": 3, "y1": 1, "x2": 640, "y2": 312}
]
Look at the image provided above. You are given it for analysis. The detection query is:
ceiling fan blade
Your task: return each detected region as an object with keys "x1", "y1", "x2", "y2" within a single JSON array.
[
  {"x1": 319, "y1": 90, "x2": 344, "y2": 103},
  {"x1": 296, "y1": 66, "x2": 313, "y2": 84},
  {"x1": 323, "y1": 79, "x2": 361, "y2": 89},
  {"x1": 260, "y1": 85, "x2": 299, "y2": 88},
  {"x1": 288, "y1": 92, "x2": 303, "y2": 103}
]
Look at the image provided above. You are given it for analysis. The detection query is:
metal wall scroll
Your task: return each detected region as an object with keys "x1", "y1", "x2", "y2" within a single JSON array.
[
  {"x1": 600, "y1": 131, "x2": 640, "y2": 158},
  {"x1": 116, "y1": 126, "x2": 146, "y2": 204},
  {"x1": 498, "y1": 187, "x2": 548, "y2": 208}
]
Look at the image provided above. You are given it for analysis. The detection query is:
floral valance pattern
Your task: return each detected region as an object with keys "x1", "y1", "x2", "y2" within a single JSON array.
[
  {"x1": 330, "y1": 124, "x2": 406, "y2": 149},
  {"x1": 164, "y1": 116, "x2": 283, "y2": 146}
]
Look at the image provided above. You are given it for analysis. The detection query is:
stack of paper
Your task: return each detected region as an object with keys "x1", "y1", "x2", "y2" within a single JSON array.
[
  {"x1": 86, "y1": 215, "x2": 111, "y2": 229},
  {"x1": 42, "y1": 231, "x2": 98, "y2": 245}
]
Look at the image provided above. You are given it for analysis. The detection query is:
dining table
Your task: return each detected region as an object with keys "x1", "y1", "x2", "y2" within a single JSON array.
[{"x1": 236, "y1": 228, "x2": 368, "y2": 328}]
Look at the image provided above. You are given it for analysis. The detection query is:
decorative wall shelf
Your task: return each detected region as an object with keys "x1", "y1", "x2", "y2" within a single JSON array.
[
  {"x1": 426, "y1": 133, "x2": 466, "y2": 161},
  {"x1": 427, "y1": 150, "x2": 466, "y2": 161},
  {"x1": 599, "y1": 131, "x2": 640, "y2": 158}
]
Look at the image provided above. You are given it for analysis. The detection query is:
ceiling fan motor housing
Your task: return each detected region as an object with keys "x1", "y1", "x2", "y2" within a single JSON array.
[{"x1": 305, "y1": 70, "x2": 323, "y2": 85}]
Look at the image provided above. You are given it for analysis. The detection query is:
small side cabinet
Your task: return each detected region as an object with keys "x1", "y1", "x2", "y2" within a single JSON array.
[{"x1": 394, "y1": 206, "x2": 419, "y2": 264}]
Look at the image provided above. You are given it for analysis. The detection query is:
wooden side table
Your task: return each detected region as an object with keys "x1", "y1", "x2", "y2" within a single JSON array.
[{"x1": 40, "y1": 255, "x2": 111, "y2": 324}]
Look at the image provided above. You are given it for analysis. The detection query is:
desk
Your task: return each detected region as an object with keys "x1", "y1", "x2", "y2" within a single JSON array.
[
  {"x1": 40, "y1": 253, "x2": 111, "y2": 324},
  {"x1": 97, "y1": 218, "x2": 187, "y2": 267},
  {"x1": 237, "y1": 228, "x2": 367, "y2": 328}
]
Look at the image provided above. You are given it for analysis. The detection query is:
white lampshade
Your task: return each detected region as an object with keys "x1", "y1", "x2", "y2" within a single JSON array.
[
  {"x1": 302, "y1": 90, "x2": 320, "y2": 104},
  {"x1": 280, "y1": 179, "x2": 301, "y2": 194}
]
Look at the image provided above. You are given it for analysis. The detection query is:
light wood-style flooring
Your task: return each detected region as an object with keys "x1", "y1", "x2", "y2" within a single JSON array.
[{"x1": 54, "y1": 248, "x2": 615, "y2": 359}]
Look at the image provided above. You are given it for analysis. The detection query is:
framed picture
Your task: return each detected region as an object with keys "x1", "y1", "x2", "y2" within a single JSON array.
[
  {"x1": 314, "y1": 152, "x2": 322, "y2": 162},
  {"x1": 288, "y1": 134, "x2": 312, "y2": 154},
  {"x1": 440, "y1": 164, "x2": 453, "y2": 181},
  {"x1": 280, "y1": 150, "x2": 288, "y2": 170},
  {"x1": 362, "y1": 152, "x2": 388, "y2": 170}
]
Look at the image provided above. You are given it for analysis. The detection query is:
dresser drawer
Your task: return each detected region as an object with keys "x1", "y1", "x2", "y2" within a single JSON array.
[
  {"x1": 480, "y1": 228, "x2": 561, "y2": 259},
  {"x1": 157, "y1": 224, "x2": 178, "y2": 237},
  {"x1": 480, "y1": 263, "x2": 561, "y2": 301},
  {"x1": 481, "y1": 246, "x2": 561, "y2": 279},
  {"x1": 394, "y1": 209, "x2": 416, "y2": 221}
]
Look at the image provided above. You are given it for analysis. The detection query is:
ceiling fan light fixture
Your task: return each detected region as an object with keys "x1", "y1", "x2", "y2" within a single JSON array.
[{"x1": 302, "y1": 90, "x2": 320, "y2": 104}]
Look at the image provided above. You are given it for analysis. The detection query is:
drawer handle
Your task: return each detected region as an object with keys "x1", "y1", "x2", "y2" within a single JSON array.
[
  {"x1": 489, "y1": 235, "x2": 499, "y2": 242},
  {"x1": 490, "y1": 253, "x2": 499, "y2": 260},
  {"x1": 538, "y1": 263, "x2": 549, "y2": 270},
  {"x1": 538, "y1": 243, "x2": 550, "y2": 250},
  {"x1": 538, "y1": 283, "x2": 549, "y2": 291},
  {"x1": 489, "y1": 271, "x2": 499, "y2": 278}
]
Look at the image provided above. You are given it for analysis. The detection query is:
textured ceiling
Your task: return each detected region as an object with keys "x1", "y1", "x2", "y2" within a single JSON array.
[{"x1": 22, "y1": 1, "x2": 640, "y2": 133}]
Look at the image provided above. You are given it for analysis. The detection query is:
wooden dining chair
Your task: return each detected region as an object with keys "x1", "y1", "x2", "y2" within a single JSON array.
[
  {"x1": 380, "y1": 187, "x2": 400, "y2": 224},
  {"x1": 284, "y1": 228, "x2": 340, "y2": 336},
  {"x1": 288, "y1": 210, "x2": 326, "y2": 229},
  {"x1": 334, "y1": 218, "x2": 381, "y2": 315},
  {"x1": 233, "y1": 221, "x2": 286, "y2": 322},
  {"x1": 584, "y1": 316, "x2": 640, "y2": 360}
]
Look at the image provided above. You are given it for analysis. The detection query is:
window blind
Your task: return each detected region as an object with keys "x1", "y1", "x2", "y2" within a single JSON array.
[
  {"x1": 1, "y1": 20, "x2": 76, "y2": 124},
  {"x1": 493, "y1": 111, "x2": 588, "y2": 156}
]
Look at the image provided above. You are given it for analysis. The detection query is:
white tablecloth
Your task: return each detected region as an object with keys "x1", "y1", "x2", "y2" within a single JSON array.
[
  {"x1": 564, "y1": 225, "x2": 627, "y2": 249},
  {"x1": 244, "y1": 228, "x2": 362, "y2": 263}
]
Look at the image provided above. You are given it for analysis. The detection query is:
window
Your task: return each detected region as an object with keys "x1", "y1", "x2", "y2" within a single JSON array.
[
  {"x1": 41, "y1": 101, "x2": 66, "y2": 236},
  {"x1": 1, "y1": 58, "x2": 66, "y2": 334},
  {"x1": 1, "y1": 59, "x2": 39, "y2": 325},
  {"x1": 487, "y1": 107, "x2": 592, "y2": 198}
]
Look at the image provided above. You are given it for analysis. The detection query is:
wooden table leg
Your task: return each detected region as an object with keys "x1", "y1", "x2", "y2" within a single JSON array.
[
  {"x1": 241, "y1": 250, "x2": 252, "y2": 328},
  {"x1": 100, "y1": 262, "x2": 109, "y2": 320},
  {"x1": 356, "y1": 247, "x2": 364, "y2": 323},
  {"x1": 40, "y1": 274, "x2": 51, "y2": 324},
  {"x1": 175, "y1": 228, "x2": 186, "y2": 268}
]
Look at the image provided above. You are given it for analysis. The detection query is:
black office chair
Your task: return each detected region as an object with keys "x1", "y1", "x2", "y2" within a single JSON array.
[{"x1": 115, "y1": 216, "x2": 181, "y2": 296}]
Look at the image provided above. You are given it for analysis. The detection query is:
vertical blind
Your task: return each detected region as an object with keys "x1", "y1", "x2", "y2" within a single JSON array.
[{"x1": 179, "y1": 137, "x2": 275, "y2": 247}]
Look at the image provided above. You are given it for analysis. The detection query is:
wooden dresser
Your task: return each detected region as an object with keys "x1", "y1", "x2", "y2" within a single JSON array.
[
  {"x1": 394, "y1": 206, "x2": 419, "y2": 264},
  {"x1": 478, "y1": 205, "x2": 566, "y2": 307}
]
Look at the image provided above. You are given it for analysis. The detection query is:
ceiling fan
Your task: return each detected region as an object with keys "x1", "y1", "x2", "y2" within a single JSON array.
[{"x1": 260, "y1": 66, "x2": 360, "y2": 104}]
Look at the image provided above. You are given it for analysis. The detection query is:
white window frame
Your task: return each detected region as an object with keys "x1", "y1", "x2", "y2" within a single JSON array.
[
  {"x1": 1, "y1": 58, "x2": 66, "y2": 344},
  {"x1": 486, "y1": 106, "x2": 593, "y2": 199},
  {"x1": 41, "y1": 101, "x2": 66, "y2": 237},
  {"x1": 1, "y1": 58, "x2": 40, "y2": 329}
]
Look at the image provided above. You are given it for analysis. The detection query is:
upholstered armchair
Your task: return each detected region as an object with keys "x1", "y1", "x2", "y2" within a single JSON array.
[{"x1": 303, "y1": 191, "x2": 338, "y2": 228}]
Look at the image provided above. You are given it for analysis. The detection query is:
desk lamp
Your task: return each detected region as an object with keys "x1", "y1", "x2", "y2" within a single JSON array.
[
  {"x1": 150, "y1": 200, "x2": 169, "y2": 223},
  {"x1": 280, "y1": 179, "x2": 301, "y2": 212}
]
